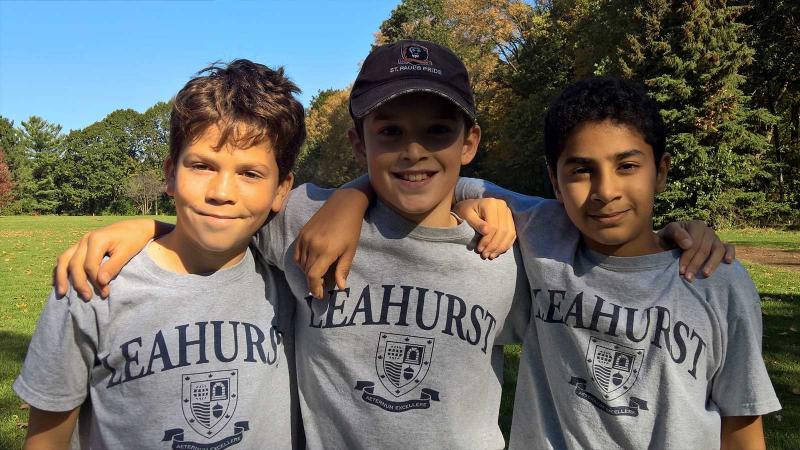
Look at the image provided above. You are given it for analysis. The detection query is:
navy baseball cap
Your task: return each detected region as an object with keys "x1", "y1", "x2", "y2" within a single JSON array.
[{"x1": 349, "y1": 40, "x2": 476, "y2": 121}]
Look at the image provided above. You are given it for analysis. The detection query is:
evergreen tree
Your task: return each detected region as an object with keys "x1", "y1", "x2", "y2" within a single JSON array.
[
  {"x1": 618, "y1": 0, "x2": 779, "y2": 226},
  {"x1": 18, "y1": 116, "x2": 64, "y2": 213}
]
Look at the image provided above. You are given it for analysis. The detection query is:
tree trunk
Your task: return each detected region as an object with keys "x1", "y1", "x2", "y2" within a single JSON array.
[
  {"x1": 792, "y1": 100, "x2": 799, "y2": 145},
  {"x1": 769, "y1": 98, "x2": 785, "y2": 202}
]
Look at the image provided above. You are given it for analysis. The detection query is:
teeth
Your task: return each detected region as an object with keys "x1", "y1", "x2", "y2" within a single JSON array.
[{"x1": 400, "y1": 173, "x2": 429, "y2": 182}]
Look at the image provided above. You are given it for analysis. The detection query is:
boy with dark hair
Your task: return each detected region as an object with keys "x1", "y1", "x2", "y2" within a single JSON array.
[
  {"x1": 15, "y1": 59, "x2": 304, "y2": 449},
  {"x1": 456, "y1": 76, "x2": 780, "y2": 449}
]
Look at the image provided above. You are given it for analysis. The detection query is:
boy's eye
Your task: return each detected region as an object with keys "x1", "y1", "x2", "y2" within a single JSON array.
[
  {"x1": 378, "y1": 126, "x2": 402, "y2": 137},
  {"x1": 242, "y1": 171, "x2": 263, "y2": 179},
  {"x1": 428, "y1": 124, "x2": 452, "y2": 135},
  {"x1": 191, "y1": 162, "x2": 211, "y2": 171},
  {"x1": 618, "y1": 163, "x2": 639, "y2": 172},
  {"x1": 571, "y1": 166, "x2": 592, "y2": 175}
]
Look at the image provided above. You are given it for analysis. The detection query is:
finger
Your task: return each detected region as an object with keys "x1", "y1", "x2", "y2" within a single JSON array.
[
  {"x1": 293, "y1": 238, "x2": 304, "y2": 267},
  {"x1": 666, "y1": 222, "x2": 693, "y2": 250},
  {"x1": 701, "y1": 239, "x2": 727, "y2": 277},
  {"x1": 485, "y1": 226, "x2": 507, "y2": 260},
  {"x1": 493, "y1": 208, "x2": 517, "y2": 258},
  {"x1": 724, "y1": 243, "x2": 735, "y2": 263},
  {"x1": 334, "y1": 246, "x2": 356, "y2": 289},
  {"x1": 479, "y1": 206, "x2": 500, "y2": 256},
  {"x1": 53, "y1": 243, "x2": 79, "y2": 298},
  {"x1": 306, "y1": 273, "x2": 324, "y2": 300},
  {"x1": 306, "y1": 257, "x2": 336, "y2": 299},
  {"x1": 68, "y1": 237, "x2": 93, "y2": 301},
  {"x1": 91, "y1": 246, "x2": 134, "y2": 299},
  {"x1": 684, "y1": 229, "x2": 713, "y2": 282}
]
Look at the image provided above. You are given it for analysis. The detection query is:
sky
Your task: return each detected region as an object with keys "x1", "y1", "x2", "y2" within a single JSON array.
[{"x1": 0, "y1": 0, "x2": 401, "y2": 132}]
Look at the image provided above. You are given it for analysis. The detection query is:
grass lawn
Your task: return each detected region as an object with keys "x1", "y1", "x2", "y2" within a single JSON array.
[{"x1": 1, "y1": 217, "x2": 798, "y2": 448}]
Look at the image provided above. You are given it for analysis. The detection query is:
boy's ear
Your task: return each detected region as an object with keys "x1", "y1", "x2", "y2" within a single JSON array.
[
  {"x1": 460, "y1": 124, "x2": 481, "y2": 165},
  {"x1": 547, "y1": 167, "x2": 563, "y2": 203},
  {"x1": 271, "y1": 172, "x2": 294, "y2": 213},
  {"x1": 163, "y1": 157, "x2": 176, "y2": 197},
  {"x1": 656, "y1": 153, "x2": 671, "y2": 193},
  {"x1": 348, "y1": 128, "x2": 367, "y2": 166}
]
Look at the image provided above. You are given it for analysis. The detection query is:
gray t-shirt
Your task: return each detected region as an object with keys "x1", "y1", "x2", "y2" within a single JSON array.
[
  {"x1": 14, "y1": 246, "x2": 299, "y2": 450},
  {"x1": 254, "y1": 183, "x2": 530, "y2": 450},
  {"x1": 457, "y1": 178, "x2": 782, "y2": 450}
]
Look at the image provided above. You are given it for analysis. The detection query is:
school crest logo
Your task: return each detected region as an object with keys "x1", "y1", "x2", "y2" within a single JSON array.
[
  {"x1": 182, "y1": 370, "x2": 238, "y2": 438},
  {"x1": 586, "y1": 337, "x2": 643, "y2": 400},
  {"x1": 400, "y1": 44, "x2": 432, "y2": 65},
  {"x1": 376, "y1": 333, "x2": 434, "y2": 397},
  {"x1": 354, "y1": 332, "x2": 440, "y2": 412}
]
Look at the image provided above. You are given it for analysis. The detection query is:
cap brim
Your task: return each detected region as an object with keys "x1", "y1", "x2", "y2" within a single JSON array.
[{"x1": 350, "y1": 79, "x2": 475, "y2": 121}]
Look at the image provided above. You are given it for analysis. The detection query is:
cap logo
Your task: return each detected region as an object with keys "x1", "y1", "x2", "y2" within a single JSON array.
[{"x1": 399, "y1": 44, "x2": 432, "y2": 65}]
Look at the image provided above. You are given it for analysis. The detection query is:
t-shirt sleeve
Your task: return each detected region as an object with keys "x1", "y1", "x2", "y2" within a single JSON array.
[
  {"x1": 455, "y1": 177, "x2": 546, "y2": 212},
  {"x1": 494, "y1": 245, "x2": 532, "y2": 345},
  {"x1": 252, "y1": 184, "x2": 332, "y2": 271},
  {"x1": 13, "y1": 289, "x2": 98, "y2": 412},
  {"x1": 710, "y1": 264, "x2": 782, "y2": 416}
]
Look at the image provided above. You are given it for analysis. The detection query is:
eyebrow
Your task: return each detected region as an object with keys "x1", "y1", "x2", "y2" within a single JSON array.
[
  {"x1": 615, "y1": 149, "x2": 645, "y2": 160},
  {"x1": 562, "y1": 149, "x2": 645, "y2": 165}
]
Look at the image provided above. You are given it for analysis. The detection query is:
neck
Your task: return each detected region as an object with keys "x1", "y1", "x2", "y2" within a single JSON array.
[
  {"x1": 583, "y1": 228, "x2": 668, "y2": 257},
  {"x1": 384, "y1": 201, "x2": 459, "y2": 228},
  {"x1": 148, "y1": 228, "x2": 247, "y2": 274}
]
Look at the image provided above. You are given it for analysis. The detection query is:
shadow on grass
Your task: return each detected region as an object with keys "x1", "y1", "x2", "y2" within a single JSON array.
[
  {"x1": 500, "y1": 345, "x2": 521, "y2": 444},
  {"x1": 760, "y1": 293, "x2": 800, "y2": 449},
  {"x1": 0, "y1": 330, "x2": 32, "y2": 450}
]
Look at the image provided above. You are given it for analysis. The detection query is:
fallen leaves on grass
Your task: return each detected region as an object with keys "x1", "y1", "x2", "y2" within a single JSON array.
[
  {"x1": 19, "y1": 403, "x2": 29, "y2": 410},
  {"x1": 16, "y1": 422, "x2": 27, "y2": 429}
]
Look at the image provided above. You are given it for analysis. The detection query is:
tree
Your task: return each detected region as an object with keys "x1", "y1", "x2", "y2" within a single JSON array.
[
  {"x1": 141, "y1": 101, "x2": 171, "y2": 169},
  {"x1": 0, "y1": 149, "x2": 14, "y2": 212},
  {"x1": 125, "y1": 169, "x2": 164, "y2": 215},
  {"x1": 295, "y1": 89, "x2": 363, "y2": 187},
  {"x1": 20, "y1": 116, "x2": 63, "y2": 156},
  {"x1": 377, "y1": 0, "x2": 453, "y2": 47},
  {"x1": 56, "y1": 125, "x2": 135, "y2": 214},
  {"x1": 17, "y1": 116, "x2": 64, "y2": 213},
  {"x1": 739, "y1": 0, "x2": 800, "y2": 215},
  {"x1": 617, "y1": 0, "x2": 781, "y2": 226}
]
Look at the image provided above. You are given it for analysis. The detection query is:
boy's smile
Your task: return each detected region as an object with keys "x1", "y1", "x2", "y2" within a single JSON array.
[
  {"x1": 551, "y1": 119, "x2": 670, "y2": 257},
  {"x1": 351, "y1": 93, "x2": 480, "y2": 228},
  {"x1": 160, "y1": 124, "x2": 292, "y2": 273}
]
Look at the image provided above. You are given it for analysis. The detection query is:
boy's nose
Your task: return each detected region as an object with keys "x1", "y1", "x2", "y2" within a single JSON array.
[
  {"x1": 590, "y1": 172, "x2": 622, "y2": 204},
  {"x1": 402, "y1": 141, "x2": 428, "y2": 162},
  {"x1": 206, "y1": 172, "x2": 237, "y2": 204}
]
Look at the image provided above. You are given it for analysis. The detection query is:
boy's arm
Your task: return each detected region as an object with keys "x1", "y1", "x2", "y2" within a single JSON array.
[
  {"x1": 295, "y1": 176, "x2": 519, "y2": 298},
  {"x1": 456, "y1": 177, "x2": 735, "y2": 280},
  {"x1": 53, "y1": 219, "x2": 173, "y2": 300},
  {"x1": 453, "y1": 198, "x2": 517, "y2": 260},
  {"x1": 294, "y1": 175, "x2": 372, "y2": 299},
  {"x1": 24, "y1": 407, "x2": 80, "y2": 450},
  {"x1": 721, "y1": 416, "x2": 765, "y2": 450}
]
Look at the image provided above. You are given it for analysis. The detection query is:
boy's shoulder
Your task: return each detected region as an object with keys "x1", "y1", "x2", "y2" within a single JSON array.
[{"x1": 691, "y1": 259, "x2": 760, "y2": 311}]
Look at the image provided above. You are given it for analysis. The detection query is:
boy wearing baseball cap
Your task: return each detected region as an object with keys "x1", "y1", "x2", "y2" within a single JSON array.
[{"x1": 258, "y1": 39, "x2": 530, "y2": 449}]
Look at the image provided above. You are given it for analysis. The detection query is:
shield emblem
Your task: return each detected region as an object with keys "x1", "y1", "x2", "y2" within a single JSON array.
[
  {"x1": 376, "y1": 333, "x2": 434, "y2": 397},
  {"x1": 400, "y1": 44, "x2": 432, "y2": 65},
  {"x1": 182, "y1": 370, "x2": 238, "y2": 438},
  {"x1": 585, "y1": 337, "x2": 643, "y2": 400}
]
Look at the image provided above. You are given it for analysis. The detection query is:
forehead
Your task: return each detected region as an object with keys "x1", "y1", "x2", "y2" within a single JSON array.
[
  {"x1": 182, "y1": 125, "x2": 276, "y2": 164},
  {"x1": 561, "y1": 120, "x2": 653, "y2": 160},
  {"x1": 368, "y1": 93, "x2": 461, "y2": 121}
]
